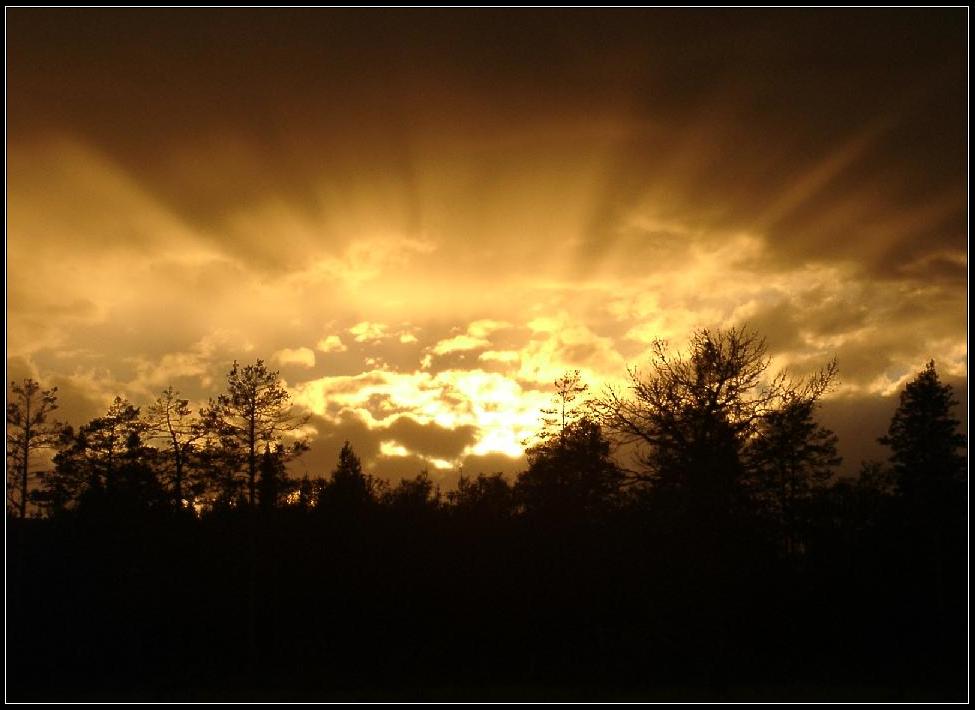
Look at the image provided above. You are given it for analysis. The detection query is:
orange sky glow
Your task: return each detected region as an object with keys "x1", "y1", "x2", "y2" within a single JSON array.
[{"x1": 7, "y1": 9, "x2": 967, "y2": 483}]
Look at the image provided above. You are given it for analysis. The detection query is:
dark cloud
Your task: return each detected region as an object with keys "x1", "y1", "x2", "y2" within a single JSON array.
[
  {"x1": 371, "y1": 454, "x2": 445, "y2": 485},
  {"x1": 46, "y1": 375, "x2": 110, "y2": 431},
  {"x1": 296, "y1": 411, "x2": 480, "y2": 483},
  {"x1": 297, "y1": 412, "x2": 380, "y2": 478},
  {"x1": 8, "y1": 9, "x2": 965, "y2": 278},
  {"x1": 384, "y1": 417, "x2": 477, "y2": 461},
  {"x1": 818, "y1": 394, "x2": 899, "y2": 473},
  {"x1": 898, "y1": 253, "x2": 968, "y2": 285},
  {"x1": 819, "y1": 373, "x2": 968, "y2": 473},
  {"x1": 6, "y1": 356, "x2": 38, "y2": 385},
  {"x1": 736, "y1": 301, "x2": 804, "y2": 354}
]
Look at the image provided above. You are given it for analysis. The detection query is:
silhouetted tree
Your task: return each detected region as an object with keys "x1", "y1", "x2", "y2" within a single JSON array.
[
  {"x1": 37, "y1": 426, "x2": 86, "y2": 515},
  {"x1": 6, "y1": 378, "x2": 62, "y2": 518},
  {"x1": 44, "y1": 397, "x2": 166, "y2": 512},
  {"x1": 593, "y1": 327, "x2": 837, "y2": 520},
  {"x1": 879, "y1": 360, "x2": 965, "y2": 506},
  {"x1": 537, "y1": 369, "x2": 590, "y2": 444},
  {"x1": 293, "y1": 474, "x2": 319, "y2": 511},
  {"x1": 257, "y1": 443, "x2": 292, "y2": 511},
  {"x1": 516, "y1": 417, "x2": 625, "y2": 521},
  {"x1": 747, "y1": 395, "x2": 841, "y2": 552},
  {"x1": 192, "y1": 420, "x2": 246, "y2": 510},
  {"x1": 203, "y1": 360, "x2": 309, "y2": 507},
  {"x1": 383, "y1": 470, "x2": 441, "y2": 513},
  {"x1": 80, "y1": 397, "x2": 149, "y2": 491},
  {"x1": 448, "y1": 472, "x2": 514, "y2": 520},
  {"x1": 812, "y1": 460, "x2": 894, "y2": 548},
  {"x1": 318, "y1": 441, "x2": 380, "y2": 512},
  {"x1": 853, "y1": 459, "x2": 897, "y2": 497},
  {"x1": 517, "y1": 371, "x2": 624, "y2": 521},
  {"x1": 877, "y1": 361, "x2": 967, "y2": 678},
  {"x1": 144, "y1": 385, "x2": 205, "y2": 509}
]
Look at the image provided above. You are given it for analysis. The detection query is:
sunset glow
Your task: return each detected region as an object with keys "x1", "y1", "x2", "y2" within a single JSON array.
[{"x1": 7, "y1": 9, "x2": 966, "y2": 483}]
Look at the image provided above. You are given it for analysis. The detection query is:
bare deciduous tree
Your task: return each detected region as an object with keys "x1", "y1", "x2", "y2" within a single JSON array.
[{"x1": 592, "y1": 326, "x2": 838, "y2": 515}]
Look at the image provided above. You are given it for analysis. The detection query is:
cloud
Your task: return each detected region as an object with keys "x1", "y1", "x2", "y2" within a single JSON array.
[
  {"x1": 349, "y1": 321, "x2": 389, "y2": 343},
  {"x1": 428, "y1": 321, "x2": 515, "y2": 357},
  {"x1": 6, "y1": 355, "x2": 39, "y2": 385},
  {"x1": 274, "y1": 347, "x2": 316, "y2": 368},
  {"x1": 479, "y1": 350, "x2": 520, "y2": 364},
  {"x1": 294, "y1": 409, "x2": 481, "y2": 484},
  {"x1": 47, "y1": 374, "x2": 111, "y2": 432},
  {"x1": 292, "y1": 364, "x2": 551, "y2": 465},
  {"x1": 317, "y1": 335, "x2": 347, "y2": 353},
  {"x1": 430, "y1": 334, "x2": 491, "y2": 356},
  {"x1": 383, "y1": 415, "x2": 477, "y2": 460},
  {"x1": 467, "y1": 319, "x2": 512, "y2": 338},
  {"x1": 518, "y1": 311, "x2": 627, "y2": 388},
  {"x1": 380, "y1": 441, "x2": 411, "y2": 457}
]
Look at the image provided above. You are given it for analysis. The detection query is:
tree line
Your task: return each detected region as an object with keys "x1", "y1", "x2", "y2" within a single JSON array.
[{"x1": 7, "y1": 327, "x2": 964, "y2": 537}]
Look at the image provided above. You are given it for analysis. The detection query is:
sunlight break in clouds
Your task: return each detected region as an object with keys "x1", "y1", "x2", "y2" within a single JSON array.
[{"x1": 292, "y1": 366, "x2": 551, "y2": 465}]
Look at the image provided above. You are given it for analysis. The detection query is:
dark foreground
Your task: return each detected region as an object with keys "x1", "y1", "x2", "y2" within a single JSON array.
[{"x1": 7, "y1": 502, "x2": 967, "y2": 702}]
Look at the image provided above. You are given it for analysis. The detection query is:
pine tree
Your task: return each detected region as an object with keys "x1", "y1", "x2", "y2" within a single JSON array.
[
  {"x1": 880, "y1": 360, "x2": 965, "y2": 505},
  {"x1": 257, "y1": 443, "x2": 289, "y2": 511},
  {"x1": 516, "y1": 417, "x2": 625, "y2": 521},
  {"x1": 318, "y1": 441, "x2": 379, "y2": 512},
  {"x1": 203, "y1": 360, "x2": 309, "y2": 508},
  {"x1": 519, "y1": 371, "x2": 624, "y2": 520},
  {"x1": 6, "y1": 379, "x2": 62, "y2": 518},
  {"x1": 144, "y1": 385, "x2": 205, "y2": 509},
  {"x1": 748, "y1": 396, "x2": 841, "y2": 553},
  {"x1": 82, "y1": 396, "x2": 148, "y2": 492},
  {"x1": 448, "y1": 473, "x2": 514, "y2": 520},
  {"x1": 879, "y1": 363, "x2": 966, "y2": 660},
  {"x1": 536, "y1": 370, "x2": 589, "y2": 445},
  {"x1": 44, "y1": 397, "x2": 165, "y2": 513}
]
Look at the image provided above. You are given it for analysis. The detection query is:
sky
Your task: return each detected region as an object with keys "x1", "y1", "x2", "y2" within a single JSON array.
[{"x1": 7, "y1": 8, "x2": 968, "y2": 484}]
